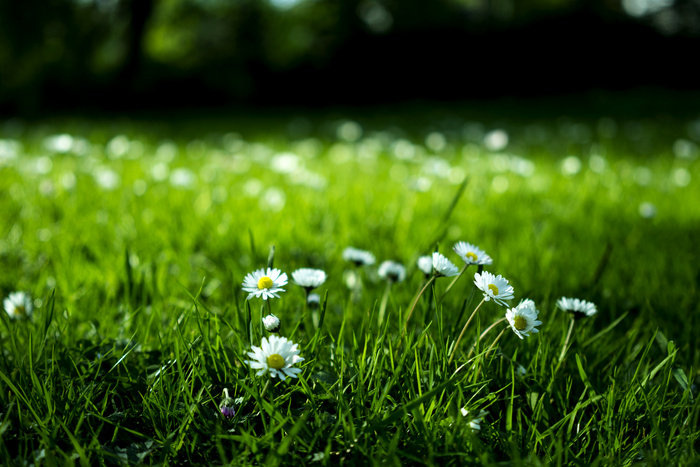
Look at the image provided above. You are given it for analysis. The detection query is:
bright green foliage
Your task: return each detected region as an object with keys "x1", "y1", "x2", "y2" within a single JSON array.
[{"x1": 0, "y1": 112, "x2": 699, "y2": 465}]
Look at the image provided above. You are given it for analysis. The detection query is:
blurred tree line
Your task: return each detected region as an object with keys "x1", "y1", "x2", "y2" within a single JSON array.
[{"x1": 1, "y1": 0, "x2": 699, "y2": 115}]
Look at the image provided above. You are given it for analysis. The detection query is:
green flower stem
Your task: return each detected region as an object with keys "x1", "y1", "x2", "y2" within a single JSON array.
[
  {"x1": 402, "y1": 275, "x2": 436, "y2": 336},
  {"x1": 448, "y1": 297, "x2": 486, "y2": 365},
  {"x1": 439, "y1": 264, "x2": 469, "y2": 304}
]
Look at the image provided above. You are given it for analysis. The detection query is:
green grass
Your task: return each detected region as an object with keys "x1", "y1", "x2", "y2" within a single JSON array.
[{"x1": 1, "y1": 111, "x2": 699, "y2": 465}]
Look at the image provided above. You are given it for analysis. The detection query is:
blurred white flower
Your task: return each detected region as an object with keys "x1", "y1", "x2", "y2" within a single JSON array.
[
  {"x1": 417, "y1": 255, "x2": 433, "y2": 276},
  {"x1": 3, "y1": 291, "x2": 33, "y2": 319},
  {"x1": 557, "y1": 297, "x2": 597, "y2": 318},
  {"x1": 292, "y1": 268, "x2": 327, "y2": 291},
  {"x1": 342, "y1": 247, "x2": 375, "y2": 266},
  {"x1": 378, "y1": 260, "x2": 406, "y2": 283}
]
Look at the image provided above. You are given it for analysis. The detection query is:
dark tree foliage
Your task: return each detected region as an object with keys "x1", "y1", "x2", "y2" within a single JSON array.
[{"x1": 0, "y1": 0, "x2": 698, "y2": 116}]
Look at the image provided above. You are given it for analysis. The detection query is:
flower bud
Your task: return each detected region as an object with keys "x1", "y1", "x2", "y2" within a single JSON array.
[{"x1": 262, "y1": 314, "x2": 281, "y2": 333}]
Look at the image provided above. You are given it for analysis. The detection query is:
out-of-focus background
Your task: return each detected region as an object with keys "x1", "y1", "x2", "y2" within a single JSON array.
[{"x1": 1, "y1": 0, "x2": 699, "y2": 116}]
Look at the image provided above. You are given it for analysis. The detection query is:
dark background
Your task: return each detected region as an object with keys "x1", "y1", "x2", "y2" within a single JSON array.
[{"x1": 1, "y1": 0, "x2": 699, "y2": 117}]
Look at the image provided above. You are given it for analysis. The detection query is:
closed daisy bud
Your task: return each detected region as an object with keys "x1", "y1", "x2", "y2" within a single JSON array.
[
  {"x1": 307, "y1": 293, "x2": 321, "y2": 308},
  {"x1": 219, "y1": 388, "x2": 235, "y2": 419},
  {"x1": 263, "y1": 314, "x2": 281, "y2": 333}
]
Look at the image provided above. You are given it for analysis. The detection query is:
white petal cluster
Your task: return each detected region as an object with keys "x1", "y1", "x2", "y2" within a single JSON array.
[
  {"x1": 342, "y1": 247, "x2": 375, "y2": 266},
  {"x1": 378, "y1": 261, "x2": 406, "y2": 283},
  {"x1": 460, "y1": 408, "x2": 487, "y2": 431},
  {"x1": 453, "y1": 241, "x2": 493, "y2": 266},
  {"x1": 432, "y1": 252, "x2": 459, "y2": 277},
  {"x1": 557, "y1": 297, "x2": 597, "y2": 317},
  {"x1": 245, "y1": 335, "x2": 304, "y2": 380},
  {"x1": 242, "y1": 268, "x2": 288, "y2": 300},
  {"x1": 291, "y1": 268, "x2": 327, "y2": 290},
  {"x1": 3, "y1": 291, "x2": 33, "y2": 319},
  {"x1": 473, "y1": 271, "x2": 514, "y2": 306},
  {"x1": 506, "y1": 299, "x2": 542, "y2": 339}
]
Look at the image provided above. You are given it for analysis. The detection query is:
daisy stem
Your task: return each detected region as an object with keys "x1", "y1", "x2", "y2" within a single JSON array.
[
  {"x1": 448, "y1": 298, "x2": 486, "y2": 365},
  {"x1": 260, "y1": 303, "x2": 267, "y2": 337},
  {"x1": 439, "y1": 264, "x2": 469, "y2": 304},
  {"x1": 558, "y1": 317, "x2": 576, "y2": 364},
  {"x1": 378, "y1": 281, "x2": 392, "y2": 329},
  {"x1": 467, "y1": 317, "x2": 507, "y2": 359},
  {"x1": 402, "y1": 275, "x2": 436, "y2": 337}
]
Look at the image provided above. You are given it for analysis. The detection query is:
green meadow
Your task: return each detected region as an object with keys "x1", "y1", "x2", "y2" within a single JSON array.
[{"x1": 1, "y1": 110, "x2": 699, "y2": 465}]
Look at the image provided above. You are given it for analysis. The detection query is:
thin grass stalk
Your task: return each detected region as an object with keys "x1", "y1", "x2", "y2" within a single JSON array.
[
  {"x1": 402, "y1": 275, "x2": 436, "y2": 336},
  {"x1": 468, "y1": 317, "x2": 507, "y2": 359},
  {"x1": 448, "y1": 298, "x2": 486, "y2": 365},
  {"x1": 378, "y1": 281, "x2": 392, "y2": 329}
]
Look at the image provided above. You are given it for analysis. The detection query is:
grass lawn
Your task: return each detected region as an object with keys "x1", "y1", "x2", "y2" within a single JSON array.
[{"x1": 1, "y1": 108, "x2": 699, "y2": 465}]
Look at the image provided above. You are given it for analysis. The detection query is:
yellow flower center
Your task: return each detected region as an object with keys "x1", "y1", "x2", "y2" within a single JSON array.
[
  {"x1": 488, "y1": 283, "x2": 499, "y2": 295},
  {"x1": 257, "y1": 276, "x2": 274, "y2": 290},
  {"x1": 513, "y1": 315, "x2": 528, "y2": 331},
  {"x1": 267, "y1": 354, "x2": 285, "y2": 370},
  {"x1": 15, "y1": 305, "x2": 26, "y2": 316},
  {"x1": 466, "y1": 252, "x2": 478, "y2": 262}
]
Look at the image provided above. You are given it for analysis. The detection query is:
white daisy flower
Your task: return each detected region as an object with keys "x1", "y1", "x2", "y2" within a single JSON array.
[
  {"x1": 417, "y1": 255, "x2": 433, "y2": 276},
  {"x1": 242, "y1": 268, "x2": 288, "y2": 300},
  {"x1": 342, "y1": 247, "x2": 375, "y2": 266},
  {"x1": 432, "y1": 252, "x2": 459, "y2": 277},
  {"x1": 245, "y1": 335, "x2": 304, "y2": 381},
  {"x1": 262, "y1": 314, "x2": 281, "y2": 333},
  {"x1": 3, "y1": 291, "x2": 33, "y2": 319},
  {"x1": 378, "y1": 260, "x2": 406, "y2": 283},
  {"x1": 557, "y1": 297, "x2": 597, "y2": 318},
  {"x1": 453, "y1": 241, "x2": 493, "y2": 266},
  {"x1": 291, "y1": 268, "x2": 327, "y2": 291},
  {"x1": 473, "y1": 271, "x2": 514, "y2": 306},
  {"x1": 506, "y1": 299, "x2": 542, "y2": 339}
]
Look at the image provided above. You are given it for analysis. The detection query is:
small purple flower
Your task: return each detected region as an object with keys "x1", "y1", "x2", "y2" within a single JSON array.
[{"x1": 219, "y1": 388, "x2": 235, "y2": 419}]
